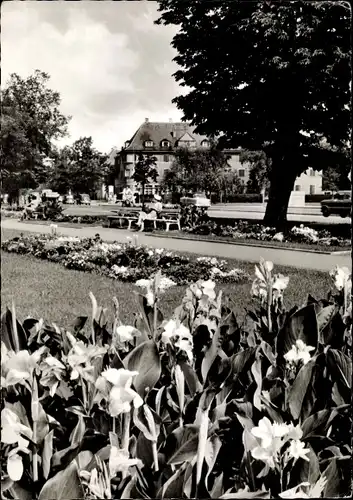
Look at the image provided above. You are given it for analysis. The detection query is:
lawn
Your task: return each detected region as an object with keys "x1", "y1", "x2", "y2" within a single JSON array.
[{"x1": 1, "y1": 228, "x2": 334, "y2": 331}]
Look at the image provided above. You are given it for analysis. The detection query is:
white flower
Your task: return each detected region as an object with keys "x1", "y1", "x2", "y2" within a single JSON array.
[
  {"x1": 148, "y1": 250, "x2": 154, "y2": 256},
  {"x1": 288, "y1": 440, "x2": 310, "y2": 463},
  {"x1": 251, "y1": 417, "x2": 289, "y2": 448},
  {"x1": 330, "y1": 266, "x2": 351, "y2": 292},
  {"x1": 159, "y1": 276, "x2": 176, "y2": 292},
  {"x1": 273, "y1": 232, "x2": 284, "y2": 242},
  {"x1": 1, "y1": 347, "x2": 46, "y2": 389},
  {"x1": 199, "y1": 279, "x2": 216, "y2": 300},
  {"x1": 40, "y1": 355, "x2": 66, "y2": 397},
  {"x1": 279, "y1": 484, "x2": 310, "y2": 499},
  {"x1": 66, "y1": 342, "x2": 107, "y2": 382},
  {"x1": 284, "y1": 339, "x2": 315, "y2": 365},
  {"x1": 135, "y1": 279, "x2": 151, "y2": 288},
  {"x1": 115, "y1": 325, "x2": 140, "y2": 344},
  {"x1": 272, "y1": 274, "x2": 290, "y2": 293},
  {"x1": 97, "y1": 368, "x2": 143, "y2": 417},
  {"x1": 1, "y1": 408, "x2": 33, "y2": 481},
  {"x1": 109, "y1": 447, "x2": 142, "y2": 478},
  {"x1": 155, "y1": 248, "x2": 164, "y2": 254},
  {"x1": 161, "y1": 319, "x2": 193, "y2": 362}
]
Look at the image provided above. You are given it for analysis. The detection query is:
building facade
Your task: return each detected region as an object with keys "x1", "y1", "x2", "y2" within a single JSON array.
[{"x1": 112, "y1": 119, "x2": 322, "y2": 196}]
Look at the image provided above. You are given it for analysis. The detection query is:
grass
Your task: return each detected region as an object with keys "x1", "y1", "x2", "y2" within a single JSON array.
[
  {"x1": 152, "y1": 230, "x2": 351, "y2": 253},
  {"x1": 1, "y1": 228, "x2": 333, "y2": 331}
]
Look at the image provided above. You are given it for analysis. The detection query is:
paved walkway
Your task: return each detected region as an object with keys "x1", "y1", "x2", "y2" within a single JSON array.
[{"x1": 1, "y1": 219, "x2": 351, "y2": 272}]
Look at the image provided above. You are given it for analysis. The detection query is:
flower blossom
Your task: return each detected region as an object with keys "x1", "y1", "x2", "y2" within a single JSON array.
[
  {"x1": 161, "y1": 319, "x2": 193, "y2": 363},
  {"x1": 39, "y1": 355, "x2": 66, "y2": 397},
  {"x1": 109, "y1": 447, "x2": 142, "y2": 477},
  {"x1": 1, "y1": 344, "x2": 46, "y2": 389},
  {"x1": 1, "y1": 407, "x2": 33, "y2": 481},
  {"x1": 279, "y1": 476, "x2": 327, "y2": 499},
  {"x1": 95, "y1": 368, "x2": 143, "y2": 416},
  {"x1": 65, "y1": 335, "x2": 107, "y2": 382},
  {"x1": 250, "y1": 418, "x2": 309, "y2": 470},
  {"x1": 284, "y1": 339, "x2": 315, "y2": 365},
  {"x1": 135, "y1": 274, "x2": 176, "y2": 306},
  {"x1": 114, "y1": 325, "x2": 141, "y2": 344}
]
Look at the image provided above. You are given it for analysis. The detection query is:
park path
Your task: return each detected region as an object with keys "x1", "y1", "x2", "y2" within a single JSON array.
[{"x1": 1, "y1": 219, "x2": 351, "y2": 272}]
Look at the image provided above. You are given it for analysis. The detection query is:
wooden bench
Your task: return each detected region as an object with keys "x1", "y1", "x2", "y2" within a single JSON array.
[
  {"x1": 140, "y1": 212, "x2": 181, "y2": 232},
  {"x1": 107, "y1": 210, "x2": 140, "y2": 229}
]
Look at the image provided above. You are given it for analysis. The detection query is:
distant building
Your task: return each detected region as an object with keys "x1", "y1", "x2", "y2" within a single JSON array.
[
  {"x1": 294, "y1": 167, "x2": 323, "y2": 195},
  {"x1": 111, "y1": 119, "x2": 322, "y2": 196}
]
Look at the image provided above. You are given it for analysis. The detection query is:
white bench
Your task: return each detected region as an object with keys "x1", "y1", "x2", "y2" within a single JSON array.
[{"x1": 139, "y1": 213, "x2": 181, "y2": 232}]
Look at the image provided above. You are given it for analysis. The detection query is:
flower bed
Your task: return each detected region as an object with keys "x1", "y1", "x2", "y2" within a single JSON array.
[
  {"x1": 1, "y1": 233, "x2": 249, "y2": 285},
  {"x1": 185, "y1": 220, "x2": 351, "y2": 248},
  {"x1": 1, "y1": 261, "x2": 351, "y2": 499}
]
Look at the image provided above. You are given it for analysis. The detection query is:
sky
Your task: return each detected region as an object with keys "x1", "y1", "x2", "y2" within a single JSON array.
[{"x1": 1, "y1": 1, "x2": 185, "y2": 153}]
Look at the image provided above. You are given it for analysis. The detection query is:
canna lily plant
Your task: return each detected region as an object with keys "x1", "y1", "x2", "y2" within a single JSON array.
[{"x1": 0, "y1": 259, "x2": 351, "y2": 499}]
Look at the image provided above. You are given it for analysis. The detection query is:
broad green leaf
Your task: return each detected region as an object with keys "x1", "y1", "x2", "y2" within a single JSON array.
[
  {"x1": 251, "y1": 353, "x2": 263, "y2": 411},
  {"x1": 179, "y1": 361, "x2": 202, "y2": 396},
  {"x1": 42, "y1": 430, "x2": 54, "y2": 479},
  {"x1": 287, "y1": 358, "x2": 315, "y2": 420},
  {"x1": 201, "y1": 325, "x2": 222, "y2": 383},
  {"x1": 230, "y1": 348, "x2": 256, "y2": 378},
  {"x1": 1, "y1": 307, "x2": 28, "y2": 352},
  {"x1": 167, "y1": 426, "x2": 199, "y2": 465},
  {"x1": 158, "y1": 463, "x2": 187, "y2": 499},
  {"x1": 322, "y1": 459, "x2": 341, "y2": 497},
  {"x1": 123, "y1": 340, "x2": 161, "y2": 398},
  {"x1": 210, "y1": 472, "x2": 224, "y2": 498},
  {"x1": 301, "y1": 409, "x2": 332, "y2": 439},
  {"x1": 38, "y1": 460, "x2": 85, "y2": 500},
  {"x1": 70, "y1": 416, "x2": 85, "y2": 446}
]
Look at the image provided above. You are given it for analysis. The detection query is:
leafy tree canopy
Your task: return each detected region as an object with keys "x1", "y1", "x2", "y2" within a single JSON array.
[
  {"x1": 49, "y1": 137, "x2": 109, "y2": 197},
  {"x1": 162, "y1": 145, "x2": 231, "y2": 196},
  {"x1": 156, "y1": 1, "x2": 351, "y2": 227},
  {"x1": 1, "y1": 70, "x2": 70, "y2": 198}
]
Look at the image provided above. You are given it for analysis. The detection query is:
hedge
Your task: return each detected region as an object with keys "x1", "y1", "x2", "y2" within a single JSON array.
[{"x1": 305, "y1": 194, "x2": 330, "y2": 203}]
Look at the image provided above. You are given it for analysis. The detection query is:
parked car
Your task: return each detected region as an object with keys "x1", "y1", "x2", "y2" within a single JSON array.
[
  {"x1": 321, "y1": 190, "x2": 351, "y2": 218},
  {"x1": 180, "y1": 192, "x2": 211, "y2": 207},
  {"x1": 63, "y1": 194, "x2": 75, "y2": 204},
  {"x1": 78, "y1": 194, "x2": 91, "y2": 205}
]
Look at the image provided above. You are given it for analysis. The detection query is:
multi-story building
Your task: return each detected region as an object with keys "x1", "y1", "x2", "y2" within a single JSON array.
[{"x1": 112, "y1": 119, "x2": 322, "y2": 196}]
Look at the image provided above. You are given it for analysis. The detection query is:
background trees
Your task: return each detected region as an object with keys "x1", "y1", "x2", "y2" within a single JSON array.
[
  {"x1": 240, "y1": 150, "x2": 271, "y2": 195},
  {"x1": 156, "y1": 1, "x2": 351, "y2": 228},
  {"x1": 1, "y1": 70, "x2": 70, "y2": 203},
  {"x1": 49, "y1": 137, "x2": 109, "y2": 197},
  {"x1": 162, "y1": 145, "x2": 240, "y2": 201},
  {"x1": 132, "y1": 154, "x2": 158, "y2": 207}
]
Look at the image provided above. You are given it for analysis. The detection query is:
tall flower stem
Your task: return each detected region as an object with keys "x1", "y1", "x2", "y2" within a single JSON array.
[
  {"x1": 153, "y1": 301, "x2": 158, "y2": 340},
  {"x1": 80, "y1": 376, "x2": 88, "y2": 411},
  {"x1": 267, "y1": 283, "x2": 273, "y2": 334},
  {"x1": 32, "y1": 422, "x2": 38, "y2": 483},
  {"x1": 152, "y1": 441, "x2": 159, "y2": 472},
  {"x1": 122, "y1": 411, "x2": 131, "y2": 451},
  {"x1": 112, "y1": 417, "x2": 116, "y2": 434}
]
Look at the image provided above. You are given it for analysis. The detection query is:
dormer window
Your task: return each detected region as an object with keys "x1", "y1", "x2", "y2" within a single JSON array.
[
  {"x1": 161, "y1": 140, "x2": 170, "y2": 148},
  {"x1": 144, "y1": 140, "x2": 154, "y2": 147},
  {"x1": 201, "y1": 140, "x2": 210, "y2": 147}
]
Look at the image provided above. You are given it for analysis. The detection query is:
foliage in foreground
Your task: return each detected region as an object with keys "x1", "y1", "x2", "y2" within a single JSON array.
[
  {"x1": 1, "y1": 232, "x2": 249, "y2": 285},
  {"x1": 1, "y1": 260, "x2": 351, "y2": 499}
]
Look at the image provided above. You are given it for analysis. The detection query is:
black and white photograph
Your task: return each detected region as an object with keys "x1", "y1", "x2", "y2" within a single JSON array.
[{"x1": 1, "y1": 1, "x2": 352, "y2": 498}]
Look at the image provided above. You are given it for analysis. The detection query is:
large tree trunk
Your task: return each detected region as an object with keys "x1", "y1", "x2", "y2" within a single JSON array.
[{"x1": 263, "y1": 159, "x2": 297, "y2": 230}]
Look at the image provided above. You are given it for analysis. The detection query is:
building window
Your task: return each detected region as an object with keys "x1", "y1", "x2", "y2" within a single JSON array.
[
  {"x1": 144, "y1": 140, "x2": 154, "y2": 147},
  {"x1": 239, "y1": 169, "x2": 245, "y2": 177},
  {"x1": 295, "y1": 185, "x2": 301, "y2": 191},
  {"x1": 201, "y1": 140, "x2": 209, "y2": 147},
  {"x1": 163, "y1": 155, "x2": 169, "y2": 162},
  {"x1": 309, "y1": 168, "x2": 315, "y2": 177},
  {"x1": 310, "y1": 185, "x2": 315, "y2": 195},
  {"x1": 161, "y1": 140, "x2": 170, "y2": 147}
]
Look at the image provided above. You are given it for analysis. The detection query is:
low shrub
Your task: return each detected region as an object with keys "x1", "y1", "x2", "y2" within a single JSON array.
[
  {"x1": 1, "y1": 233, "x2": 250, "y2": 286},
  {"x1": 1, "y1": 262, "x2": 351, "y2": 499},
  {"x1": 305, "y1": 194, "x2": 330, "y2": 203},
  {"x1": 186, "y1": 220, "x2": 351, "y2": 247}
]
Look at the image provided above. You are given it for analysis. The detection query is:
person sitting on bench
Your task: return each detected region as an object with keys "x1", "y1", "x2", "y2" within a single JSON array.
[
  {"x1": 22, "y1": 195, "x2": 41, "y2": 219},
  {"x1": 137, "y1": 194, "x2": 163, "y2": 231}
]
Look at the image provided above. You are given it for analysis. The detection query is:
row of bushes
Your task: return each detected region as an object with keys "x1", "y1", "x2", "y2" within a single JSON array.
[
  {"x1": 1, "y1": 260, "x2": 351, "y2": 499},
  {"x1": 1, "y1": 232, "x2": 250, "y2": 285}
]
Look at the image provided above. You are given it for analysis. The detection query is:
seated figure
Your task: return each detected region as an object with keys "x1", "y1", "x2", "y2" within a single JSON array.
[{"x1": 137, "y1": 194, "x2": 163, "y2": 231}]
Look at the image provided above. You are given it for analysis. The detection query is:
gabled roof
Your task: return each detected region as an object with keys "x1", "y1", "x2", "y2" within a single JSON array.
[{"x1": 122, "y1": 121, "x2": 209, "y2": 151}]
